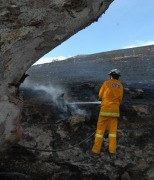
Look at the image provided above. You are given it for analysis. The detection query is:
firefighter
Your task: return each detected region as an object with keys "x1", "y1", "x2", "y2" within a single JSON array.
[{"x1": 92, "y1": 69, "x2": 123, "y2": 159}]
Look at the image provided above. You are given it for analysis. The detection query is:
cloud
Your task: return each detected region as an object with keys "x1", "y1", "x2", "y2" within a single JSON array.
[
  {"x1": 33, "y1": 56, "x2": 67, "y2": 65},
  {"x1": 124, "y1": 40, "x2": 154, "y2": 49}
]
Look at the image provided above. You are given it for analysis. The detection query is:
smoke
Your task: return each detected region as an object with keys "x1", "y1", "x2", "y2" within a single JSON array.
[
  {"x1": 21, "y1": 79, "x2": 88, "y2": 117},
  {"x1": 34, "y1": 84, "x2": 64, "y2": 106},
  {"x1": 68, "y1": 104, "x2": 88, "y2": 116},
  {"x1": 21, "y1": 79, "x2": 64, "y2": 105}
]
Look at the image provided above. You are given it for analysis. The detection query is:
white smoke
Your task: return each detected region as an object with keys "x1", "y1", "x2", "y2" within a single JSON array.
[
  {"x1": 34, "y1": 84, "x2": 64, "y2": 106},
  {"x1": 68, "y1": 104, "x2": 87, "y2": 116},
  {"x1": 21, "y1": 79, "x2": 88, "y2": 116}
]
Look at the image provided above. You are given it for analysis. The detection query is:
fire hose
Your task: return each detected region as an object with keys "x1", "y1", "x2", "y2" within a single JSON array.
[
  {"x1": 67, "y1": 101, "x2": 101, "y2": 105},
  {"x1": 17, "y1": 101, "x2": 101, "y2": 152},
  {"x1": 15, "y1": 130, "x2": 96, "y2": 152},
  {"x1": 0, "y1": 172, "x2": 33, "y2": 180},
  {"x1": 0, "y1": 130, "x2": 96, "y2": 180},
  {"x1": 17, "y1": 126, "x2": 153, "y2": 153}
]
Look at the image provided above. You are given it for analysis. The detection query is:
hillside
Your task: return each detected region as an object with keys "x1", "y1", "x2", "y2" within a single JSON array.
[
  {"x1": 27, "y1": 45, "x2": 154, "y2": 89},
  {"x1": 0, "y1": 45, "x2": 154, "y2": 180}
]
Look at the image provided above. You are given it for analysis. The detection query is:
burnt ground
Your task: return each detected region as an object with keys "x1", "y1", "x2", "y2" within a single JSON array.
[
  {"x1": 0, "y1": 83, "x2": 154, "y2": 180},
  {"x1": 0, "y1": 45, "x2": 154, "y2": 180}
]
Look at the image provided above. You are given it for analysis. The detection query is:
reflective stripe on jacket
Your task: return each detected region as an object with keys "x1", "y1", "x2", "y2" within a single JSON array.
[{"x1": 99, "y1": 79, "x2": 123, "y2": 117}]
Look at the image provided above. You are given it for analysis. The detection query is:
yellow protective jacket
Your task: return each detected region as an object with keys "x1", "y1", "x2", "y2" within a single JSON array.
[{"x1": 99, "y1": 79, "x2": 123, "y2": 117}]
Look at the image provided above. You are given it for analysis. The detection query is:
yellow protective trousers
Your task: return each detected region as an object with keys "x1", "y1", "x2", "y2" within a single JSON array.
[{"x1": 92, "y1": 116, "x2": 118, "y2": 154}]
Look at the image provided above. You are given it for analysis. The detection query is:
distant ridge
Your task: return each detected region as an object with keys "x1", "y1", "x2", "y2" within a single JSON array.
[{"x1": 27, "y1": 45, "x2": 154, "y2": 89}]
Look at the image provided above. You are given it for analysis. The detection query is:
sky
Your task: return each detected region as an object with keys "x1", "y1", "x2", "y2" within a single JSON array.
[{"x1": 34, "y1": 0, "x2": 154, "y2": 65}]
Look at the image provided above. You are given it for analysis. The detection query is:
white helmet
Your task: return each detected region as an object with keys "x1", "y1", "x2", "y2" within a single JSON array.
[{"x1": 108, "y1": 69, "x2": 121, "y2": 76}]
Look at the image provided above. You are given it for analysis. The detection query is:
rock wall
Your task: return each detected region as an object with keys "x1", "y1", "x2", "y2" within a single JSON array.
[{"x1": 1, "y1": 0, "x2": 113, "y2": 83}]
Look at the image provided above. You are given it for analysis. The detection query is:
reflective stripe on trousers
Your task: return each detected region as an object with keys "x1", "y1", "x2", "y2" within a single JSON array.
[
  {"x1": 99, "y1": 112, "x2": 120, "y2": 117},
  {"x1": 109, "y1": 133, "x2": 116, "y2": 137},
  {"x1": 95, "y1": 134, "x2": 103, "y2": 138}
]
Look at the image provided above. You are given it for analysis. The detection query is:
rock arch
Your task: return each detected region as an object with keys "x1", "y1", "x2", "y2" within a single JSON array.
[{"x1": 0, "y1": 0, "x2": 113, "y2": 151}]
